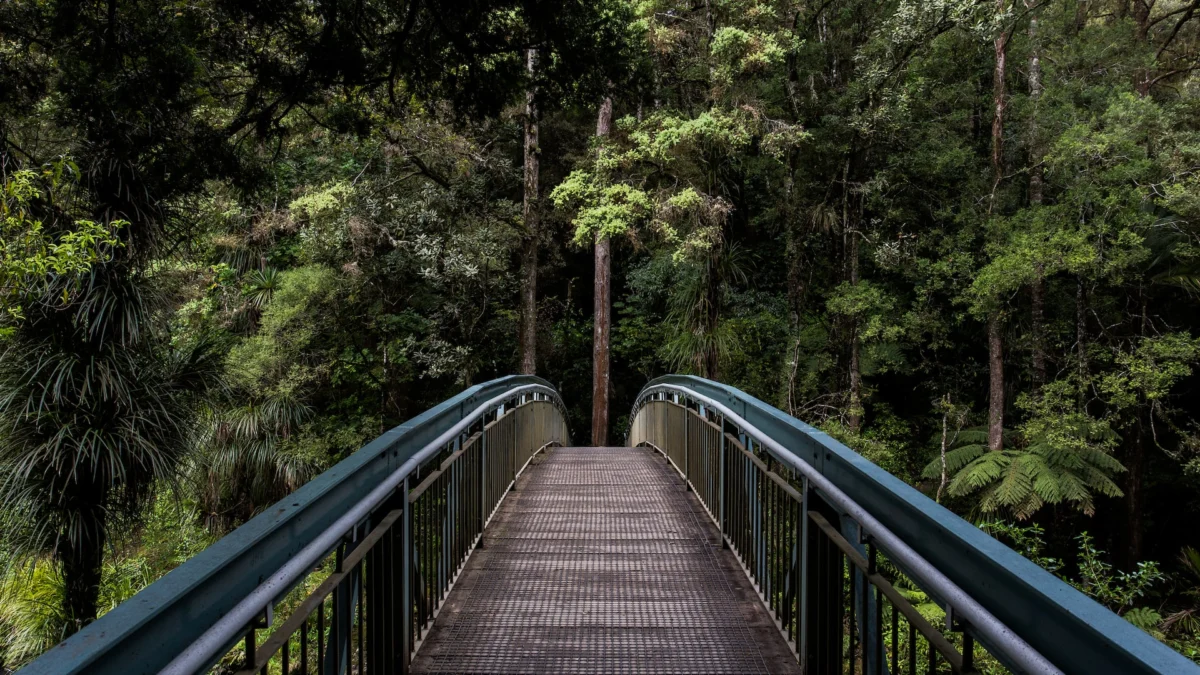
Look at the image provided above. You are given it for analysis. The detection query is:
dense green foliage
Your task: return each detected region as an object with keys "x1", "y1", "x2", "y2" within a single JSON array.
[{"x1": 2, "y1": 0, "x2": 1200, "y2": 667}]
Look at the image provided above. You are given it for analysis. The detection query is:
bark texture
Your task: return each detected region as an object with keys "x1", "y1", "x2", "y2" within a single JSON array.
[
  {"x1": 847, "y1": 205, "x2": 862, "y2": 433},
  {"x1": 592, "y1": 96, "x2": 613, "y2": 446},
  {"x1": 988, "y1": 314, "x2": 1005, "y2": 452},
  {"x1": 1027, "y1": 3, "x2": 1047, "y2": 389},
  {"x1": 518, "y1": 49, "x2": 540, "y2": 375},
  {"x1": 988, "y1": 0, "x2": 1007, "y2": 451}
]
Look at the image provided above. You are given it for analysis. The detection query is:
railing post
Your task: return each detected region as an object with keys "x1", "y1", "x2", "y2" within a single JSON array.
[
  {"x1": 806, "y1": 495, "x2": 842, "y2": 675},
  {"x1": 326, "y1": 533, "x2": 357, "y2": 675},
  {"x1": 479, "y1": 424, "x2": 487, "y2": 546},
  {"x1": 683, "y1": 401, "x2": 690, "y2": 489},
  {"x1": 718, "y1": 426, "x2": 727, "y2": 549},
  {"x1": 400, "y1": 476, "x2": 412, "y2": 675},
  {"x1": 798, "y1": 476, "x2": 810, "y2": 672}
]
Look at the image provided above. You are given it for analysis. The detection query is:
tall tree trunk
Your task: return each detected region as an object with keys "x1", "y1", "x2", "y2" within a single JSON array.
[
  {"x1": 1031, "y1": 270, "x2": 1046, "y2": 388},
  {"x1": 988, "y1": 314, "x2": 1005, "y2": 451},
  {"x1": 703, "y1": 249, "x2": 721, "y2": 380},
  {"x1": 1076, "y1": 276, "x2": 1089, "y2": 379},
  {"x1": 1124, "y1": 416, "x2": 1146, "y2": 565},
  {"x1": 592, "y1": 95, "x2": 613, "y2": 446},
  {"x1": 518, "y1": 49, "x2": 540, "y2": 375},
  {"x1": 988, "y1": 1, "x2": 1007, "y2": 451},
  {"x1": 847, "y1": 200, "x2": 862, "y2": 433},
  {"x1": 785, "y1": 152, "x2": 804, "y2": 328},
  {"x1": 1123, "y1": 290, "x2": 1151, "y2": 566},
  {"x1": 1027, "y1": 1, "x2": 1047, "y2": 390},
  {"x1": 990, "y1": 2, "x2": 1007, "y2": 206}
]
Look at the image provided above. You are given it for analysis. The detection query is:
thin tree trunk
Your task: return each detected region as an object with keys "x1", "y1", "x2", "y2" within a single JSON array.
[
  {"x1": 1031, "y1": 270, "x2": 1046, "y2": 388},
  {"x1": 938, "y1": 400, "x2": 951, "y2": 503},
  {"x1": 592, "y1": 95, "x2": 613, "y2": 446},
  {"x1": 988, "y1": 0, "x2": 1007, "y2": 451},
  {"x1": 848, "y1": 213, "x2": 862, "y2": 433},
  {"x1": 1076, "y1": 276, "x2": 1089, "y2": 379},
  {"x1": 785, "y1": 153, "x2": 804, "y2": 328},
  {"x1": 1125, "y1": 417, "x2": 1146, "y2": 565},
  {"x1": 1123, "y1": 291, "x2": 1151, "y2": 566},
  {"x1": 988, "y1": 314, "x2": 1005, "y2": 451},
  {"x1": 518, "y1": 49, "x2": 540, "y2": 375},
  {"x1": 704, "y1": 249, "x2": 721, "y2": 380},
  {"x1": 1027, "y1": 2, "x2": 1047, "y2": 390},
  {"x1": 990, "y1": 0, "x2": 1007, "y2": 207}
]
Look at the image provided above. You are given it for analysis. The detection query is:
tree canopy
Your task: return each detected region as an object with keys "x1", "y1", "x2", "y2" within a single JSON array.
[{"x1": 3, "y1": 0, "x2": 1200, "y2": 667}]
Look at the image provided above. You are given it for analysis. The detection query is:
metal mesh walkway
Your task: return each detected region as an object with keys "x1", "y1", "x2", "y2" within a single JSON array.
[{"x1": 411, "y1": 446, "x2": 801, "y2": 674}]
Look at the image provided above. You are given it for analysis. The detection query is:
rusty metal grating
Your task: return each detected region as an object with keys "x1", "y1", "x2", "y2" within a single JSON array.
[{"x1": 411, "y1": 446, "x2": 791, "y2": 674}]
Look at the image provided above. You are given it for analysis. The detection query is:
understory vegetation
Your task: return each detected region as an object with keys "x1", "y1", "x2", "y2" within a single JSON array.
[{"x1": 2, "y1": 0, "x2": 1200, "y2": 667}]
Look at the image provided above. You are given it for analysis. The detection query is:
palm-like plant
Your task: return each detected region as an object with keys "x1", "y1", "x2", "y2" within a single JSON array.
[
  {"x1": 0, "y1": 270, "x2": 222, "y2": 632},
  {"x1": 243, "y1": 267, "x2": 280, "y2": 309},
  {"x1": 662, "y1": 243, "x2": 751, "y2": 378},
  {"x1": 188, "y1": 392, "x2": 318, "y2": 532},
  {"x1": 922, "y1": 422, "x2": 1125, "y2": 520}
]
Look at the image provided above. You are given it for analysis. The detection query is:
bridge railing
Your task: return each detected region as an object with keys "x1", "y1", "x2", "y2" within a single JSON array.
[
  {"x1": 629, "y1": 375, "x2": 1199, "y2": 675},
  {"x1": 23, "y1": 376, "x2": 569, "y2": 675}
]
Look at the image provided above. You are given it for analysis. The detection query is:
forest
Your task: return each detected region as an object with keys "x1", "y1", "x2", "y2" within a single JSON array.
[{"x1": 2, "y1": 0, "x2": 1200, "y2": 668}]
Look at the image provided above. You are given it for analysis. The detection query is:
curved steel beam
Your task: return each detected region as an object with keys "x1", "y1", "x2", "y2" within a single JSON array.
[{"x1": 632, "y1": 376, "x2": 1199, "y2": 675}]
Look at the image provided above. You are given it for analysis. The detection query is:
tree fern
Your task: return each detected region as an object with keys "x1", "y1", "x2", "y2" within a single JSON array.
[{"x1": 922, "y1": 384, "x2": 1125, "y2": 519}]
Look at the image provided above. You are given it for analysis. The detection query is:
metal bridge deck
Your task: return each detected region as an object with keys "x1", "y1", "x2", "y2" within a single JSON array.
[{"x1": 411, "y1": 446, "x2": 800, "y2": 674}]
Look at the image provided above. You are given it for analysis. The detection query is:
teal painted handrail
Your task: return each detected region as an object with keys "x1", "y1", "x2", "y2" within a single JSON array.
[
  {"x1": 21, "y1": 375, "x2": 561, "y2": 675},
  {"x1": 633, "y1": 375, "x2": 1198, "y2": 675}
]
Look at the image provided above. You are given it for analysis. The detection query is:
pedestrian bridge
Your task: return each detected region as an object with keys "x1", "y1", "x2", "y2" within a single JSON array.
[{"x1": 23, "y1": 376, "x2": 1200, "y2": 675}]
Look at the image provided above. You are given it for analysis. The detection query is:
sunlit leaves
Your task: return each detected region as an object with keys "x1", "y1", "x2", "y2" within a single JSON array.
[{"x1": 1, "y1": 163, "x2": 124, "y2": 324}]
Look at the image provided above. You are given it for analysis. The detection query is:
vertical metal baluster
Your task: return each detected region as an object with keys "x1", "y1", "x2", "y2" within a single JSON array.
[
  {"x1": 479, "y1": 429, "x2": 486, "y2": 538},
  {"x1": 719, "y1": 428, "x2": 726, "y2": 545},
  {"x1": 428, "y1": 477, "x2": 434, "y2": 627},
  {"x1": 891, "y1": 597, "x2": 899, "y2": 675},
  {"x1": 301, "y1": 618, "x2": 309, "y2": 675},
  {"x1": 875, "y1": 586, "x2": 883, "y2": 675},
  {"x1": 768, "y1": 475, "x2": 777, "y2": 607},
  {"x1": 244, "y1": 625, "x2": 256, "y2": 671},
  {"x1": 358, "y1": 557, "x2": 364, "y2": 675},
  {"x1": 736, "y1": 449, "x2": 743, "y2": 554},
  {"x1": 283, "y1": 633, "x2": 290, "y2": 675},
  {"x1": 860, "y1": 540, "x2": 870, "y2": 675},
  {"x1": 778, "y1": 481, "x2": 785, "y2": 618},
  {"x1": 962, "y1": 630, "x2": 974, "y2": 674},
  {"x1": 849, "y1": 554, "x2": 856, "y2": 675},
  {"x1": 330, "y1": 556, "x2": 339, "y2": 675},
  {"x1": 401, "y1": 477, "x2": 412, "y2": 675},
  {"x1": 799, "y1": 476, "x2": 810, "y2": 671},
  {"x1": 437, "y1": 472, "x2": 445, "y2": 603},
  {"x1": 317, "y1": 599, "x2": 325, "y2": 675},
  {"x1": 927, "y1": 641, "x2": 935, "y2": 675},
  {"x1": 838, "y1": 547, "x2": 846, "y2": 675},
  {"x1": 242, "y1": 624, "x2": 254, "y2": 667},
  {"x1": 908, "y1": 623, "x2": 916, "y2": 675},
  {"x1": 774, "y1": 481, "x2": 782, "y2": 614},
  {"x1": 866, "y1": 542, "x2": 877, "y2": 675}
]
